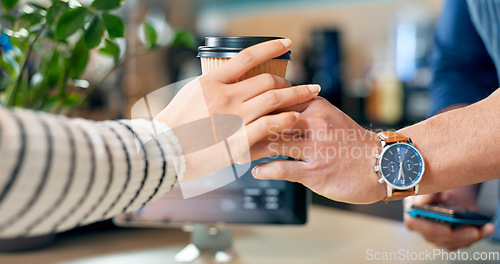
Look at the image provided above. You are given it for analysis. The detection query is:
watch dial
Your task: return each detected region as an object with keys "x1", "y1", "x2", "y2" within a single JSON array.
[{"x1": 380, "y1": 143, "x2": 424, "y2": 188}]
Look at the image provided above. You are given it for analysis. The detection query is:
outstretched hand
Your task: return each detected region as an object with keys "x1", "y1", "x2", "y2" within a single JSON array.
[
  {"x1": 404, "y1": 186, "x2": 495, "y2": 250},
  {"x1": 249, "y1": 97, "x2": 386, "y2": 204},
  {"x1": 155, "y1": 39, "x2": 321, "y2": 181}
]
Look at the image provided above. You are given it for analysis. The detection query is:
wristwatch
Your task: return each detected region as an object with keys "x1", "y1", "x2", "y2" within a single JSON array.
[{"x1": 374, "y1": 131, "x2": 425, "y2": 203}]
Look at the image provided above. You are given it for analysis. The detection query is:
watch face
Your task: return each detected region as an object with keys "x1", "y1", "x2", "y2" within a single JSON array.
[{"x1": 379, "y1": 143, "x2": 424, "y2": 189}]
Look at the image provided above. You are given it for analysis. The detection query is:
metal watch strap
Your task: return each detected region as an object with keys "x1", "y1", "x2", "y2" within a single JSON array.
[{"x1": 377, "y1": 131, "x2": 417, "y2": 203}]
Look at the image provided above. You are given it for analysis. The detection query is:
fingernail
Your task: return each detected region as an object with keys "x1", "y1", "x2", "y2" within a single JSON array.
[
  {"x1": 280, "y1": 39, "x2": 292, "y2": 48},
  {"x1": 294, "y1": 112, "x2": 301, "y2": 120},
  {"x1": 252, "y1": 166, "x2": 259, "y2": 178},
  {"x1": 482, "y1": 225, "x2": 495, "y2": 237},
  {"x1": 308, "y1": 84, "x2": 321, "y2": 93}
]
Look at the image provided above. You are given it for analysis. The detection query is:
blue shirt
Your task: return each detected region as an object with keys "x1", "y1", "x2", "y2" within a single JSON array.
[
  {"x1": 430, "y1": 0, "x2": 498, "y2": 115},
  {"x1": 430, "y1": 0, "x2": 500, "y2": 240}
]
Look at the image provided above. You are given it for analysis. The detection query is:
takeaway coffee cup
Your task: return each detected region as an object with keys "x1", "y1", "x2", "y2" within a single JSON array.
[{"x1": 198, "y1": 36, "x2": 292, "y2": 80}]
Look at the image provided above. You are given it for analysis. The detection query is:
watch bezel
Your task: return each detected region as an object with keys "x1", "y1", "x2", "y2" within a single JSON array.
[{"x1": 378, "y1": 142, "x2": 425, "y2": 190}]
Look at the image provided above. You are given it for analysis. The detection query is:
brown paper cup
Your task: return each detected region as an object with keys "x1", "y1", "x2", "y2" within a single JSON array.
[
  {"x1": 198, "y1": 37, "x2": 291, "y2": 81},
  {"x1": 200, "y1": 57, "x2": 288, "y2": 80}
]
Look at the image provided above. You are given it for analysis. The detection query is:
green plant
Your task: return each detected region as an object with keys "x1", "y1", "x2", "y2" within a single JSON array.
[{"x1": 0, "y1": 0, "x2": 196, "y2": 113}]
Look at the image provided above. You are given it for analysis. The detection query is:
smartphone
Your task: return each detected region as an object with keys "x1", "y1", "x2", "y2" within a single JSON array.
[{"x1": 407, "y1": 204, "x2": 491, "y2": 228}]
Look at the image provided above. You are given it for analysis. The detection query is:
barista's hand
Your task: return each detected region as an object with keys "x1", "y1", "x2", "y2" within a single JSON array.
[
  {"x1": 249, "y1": 97, "x2": 385, "y2": 204},
  {"x1": 155, "y1": 39, "x2": 320, "y2": 180},
  {"x1": 403, "y1": 185, "x2": 495, "y2": 250}
]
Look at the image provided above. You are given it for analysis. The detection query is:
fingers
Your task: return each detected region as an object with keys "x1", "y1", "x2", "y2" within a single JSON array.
[
  {"x1": 480, "y1": 223, "x2": 496, "y2": 239},
  {"x1": 241, "y1": 84, "x2": 321, "y2": 123},
  {"x1": 403, "y1": 191, "x2": 493, "y2": 250},
  {"x1": 434, "y1": 227, "x2": 481, "y2": 250},
  {"x1": 245, "y1": 112, "x2": 301, "y2": 147},
  {"x1": 412, "y1": 194, "x2": 438, "y2": 206},
  {"x1": 231, "y1": 112, "x2": 300, "y2": 165},
  {"x1": 438, "y1": 224, "x2": 495, "y2": 250},
  {"x1": 249, "y1": 137, "x2": 305, "y2": 162},
  {"x1": 276, "y1": 96, "x2": 328, "y2": 114},
  {"x1": 403, "y1": 194, "x2": 438, "y2": 213},
  {"x1": 404, "y1": 212, "x2": 495, "y2": 250},
  {"x1": 404, "y1": 214, "x2": 453, "y2": 242},
  {"x1": 236, "y1": 73, "x2": 291, "y2": 100},
  {"x1": 214, "y1": 39, "x2": 292, "y2": 84},
  {"x1": 251, "y1": 159, "x2": 309, "y2": 183},
  {"x1": 275, "y1": 100, "x2": 314, "y2": 114}
]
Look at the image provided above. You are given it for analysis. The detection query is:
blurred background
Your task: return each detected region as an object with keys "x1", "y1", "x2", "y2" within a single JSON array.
[
  {"x1": 92, "y1": 0, "x2": 442, "y2": 221},
  {"x1": 3, "y1": 0, "x2": 500, "y2": 261},
  {"x1": 3, "y1": 0, "x2": 445, "y2": 221},
  {"x1": 3, "y1": 0, "x2": 497, "y2": 250},
  {"x1": 49, "y1": 0, "x2": 441, "y2": 126}
]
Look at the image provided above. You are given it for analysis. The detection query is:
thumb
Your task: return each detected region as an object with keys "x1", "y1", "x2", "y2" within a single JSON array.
[
  {"x1": 252, "y1": 160, "x2": 308, "y2": 183},
  {"x1": 413, "y1": 194, "x2": 437, "y2": 205},
  {"x1": 404, "y1": 194, "x2": 437, "y2": 211},
  {"x1": 480, "y1": 223, "x2": 496, "y2": 238}
]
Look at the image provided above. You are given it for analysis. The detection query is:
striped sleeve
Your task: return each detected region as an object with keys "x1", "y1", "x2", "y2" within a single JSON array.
[{"x1": 0, "y1": 108, "x2": 184, "y2": 238}]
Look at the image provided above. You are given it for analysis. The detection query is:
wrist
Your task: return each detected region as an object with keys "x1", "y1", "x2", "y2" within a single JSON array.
[{"x1": 365, "y1": 131, "x2": 387, "y2": 203}]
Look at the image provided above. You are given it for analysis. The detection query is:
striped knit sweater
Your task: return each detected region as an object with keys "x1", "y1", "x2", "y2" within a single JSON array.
[{"x1": 0, "y1": 108, "x2": 184, "y2": 238}]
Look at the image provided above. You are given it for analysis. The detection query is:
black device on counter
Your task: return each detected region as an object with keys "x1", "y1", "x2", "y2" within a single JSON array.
[
  {"x1": 114, "y1": 156, "x2": 308, "y2": 226},
  {"x1": 407, "y1": 204, "x2": 491, "y2": 228}
]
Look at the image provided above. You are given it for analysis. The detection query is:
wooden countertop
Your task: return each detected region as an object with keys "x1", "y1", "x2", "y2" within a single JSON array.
[{"x1": 1, "y1": 206, "x2": 498, "y2": 264}]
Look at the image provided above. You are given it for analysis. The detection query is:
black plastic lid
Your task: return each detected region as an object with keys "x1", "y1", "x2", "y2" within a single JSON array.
[{"x1": 198, "y1": 36, "x2": 291, "y2": 60}]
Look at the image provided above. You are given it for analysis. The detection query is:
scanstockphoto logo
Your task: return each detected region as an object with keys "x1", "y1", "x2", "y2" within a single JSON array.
[
  {"x1": 365, "y1": 248, "x2": 500, "y2": 262},
  {"x1": 129, "y1": 77, "x2": 252, "y2": 199}
]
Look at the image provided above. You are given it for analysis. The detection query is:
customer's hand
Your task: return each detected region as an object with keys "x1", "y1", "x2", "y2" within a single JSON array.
[
  {"x1": 403, "y1": 185, "x2": 495, "y2": 250},
  {"x1": 249, "y1": 97, "x2": 385, "y2": 204},
  {"x1": 155, "y1": 39, "x2": 321, "y2": 181}
]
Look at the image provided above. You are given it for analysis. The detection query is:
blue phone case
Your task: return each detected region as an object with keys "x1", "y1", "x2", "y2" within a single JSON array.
[{"x1": 407, "y1": 205, "x2": 491, "y2": 228}]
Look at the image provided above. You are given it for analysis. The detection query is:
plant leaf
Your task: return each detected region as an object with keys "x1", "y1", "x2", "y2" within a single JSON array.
[
  {"x1": 69, "y1": 38, "x2": 89, "y2": 79},
  {"x1": 91, "y1": 0, "x2": 123, "y2": 11},
  {"x1": 0, "y1": 76, "x2": 10, "y2": 96},
  {"x1": 18, "y1": 12, "x2": 44, "y2": 32},
  {"x1": 99, "y1": 39, "x2": 120, "y2": 63},
  {"x1": 1, "y1": 0, "x2": 19, "y2": 11},
  {"x1": 84, "y1": 16, "x2": 105, "y2": 49},
  {"x1": 170, "y1": 29, "x2": 196, "y2": 49},
  {"x1": 55, "y1": 7, "x2": 89, "y2": 40},
  {"x1": 143, "y1": 20, "x2": 157, "y2": 49},
  {"x1": 46, "y1": 1, "x2": 69, "y2": 28},
  {"x1": 63, "y1": 92, "x2": 84, "y2": 107},
  {"x1": 41, "y1": 96, "x2": 60, "y2": 112},
  {"x1": 0, "y1": 53, "x2": 20, "y2": 76},
  {"x1": 0, "y1": 14, "x2": 17, "y2": 25},
  {"x1": 102, "y1": 14, "x2": 125, "y2": 39},
  {"x1": 27, "y1": 2, "x2": 47, "y2": 11},
  {"x1": 45, "y1": 49, "x2": 62, "y2": 88}
]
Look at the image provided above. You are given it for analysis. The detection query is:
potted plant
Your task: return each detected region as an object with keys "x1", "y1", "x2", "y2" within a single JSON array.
[{"x1": 0, "y1": 0, "x2": 195, "y2": 113}]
